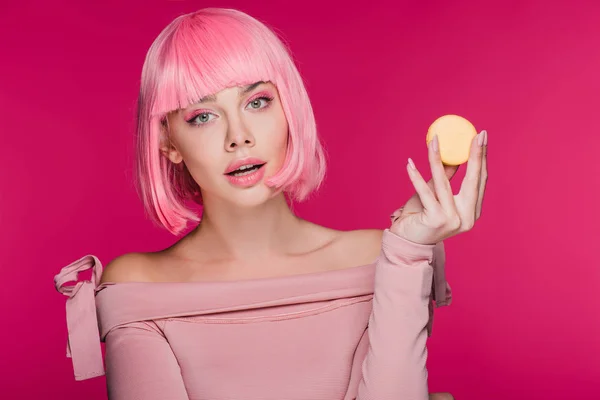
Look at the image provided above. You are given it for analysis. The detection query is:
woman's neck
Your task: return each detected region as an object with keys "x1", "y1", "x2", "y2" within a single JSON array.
[{"x1": 188, "y1": 193, "x2": 305, "y2": 262}]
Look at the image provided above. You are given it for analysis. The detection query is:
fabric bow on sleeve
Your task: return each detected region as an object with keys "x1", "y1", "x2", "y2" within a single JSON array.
[{"x1": 54, "y1": 255, "x2": 105, "y2": 380}]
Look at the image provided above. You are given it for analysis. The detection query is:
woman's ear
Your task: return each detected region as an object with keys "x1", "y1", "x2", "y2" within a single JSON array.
[
  {"x1": 160, "y1": 140, "x2": 184, "y2": 164},
  {"x1": 159, "y1": 118, "x2": 183, "y2": 164}
]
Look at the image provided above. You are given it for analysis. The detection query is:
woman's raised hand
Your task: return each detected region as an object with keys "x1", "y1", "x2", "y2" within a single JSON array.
[{"x1": 390, "y1": 130, "x2": 488, "y2": 245}]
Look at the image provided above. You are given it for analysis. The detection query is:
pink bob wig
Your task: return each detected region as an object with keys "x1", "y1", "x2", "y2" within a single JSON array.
[{"x1": 134, "y1": 8, "x2": 327, "y2": 236}]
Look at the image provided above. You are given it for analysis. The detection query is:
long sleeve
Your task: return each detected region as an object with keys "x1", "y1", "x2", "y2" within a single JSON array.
[
  {"x1": 356, "y1": 229, "x2": 438, "y2": 400},
  {"x1": 104, "y1": 321, "x2": 189, "y2": 400}
]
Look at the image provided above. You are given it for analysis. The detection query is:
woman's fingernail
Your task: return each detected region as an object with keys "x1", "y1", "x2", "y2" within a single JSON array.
[
  {"x1": 408, "y1": 158, "x2": 416, "y2": 170},
  {"x1": 483, "y1": 130, "x2": 488, "y2": 146},
  {"x1": 433, "y1": 134, "x2": 440, "y2": 152},
  {"x1": 477, "y1": 131, "x2": 485, "y2": 147}
]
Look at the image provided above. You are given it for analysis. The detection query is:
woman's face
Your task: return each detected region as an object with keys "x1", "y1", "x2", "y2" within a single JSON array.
[{"x1": 162, "y1": 81, "x2": 289, "y2": 208}]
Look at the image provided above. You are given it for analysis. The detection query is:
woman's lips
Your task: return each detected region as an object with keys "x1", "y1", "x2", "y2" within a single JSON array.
[{"x1": 224, "y1": 163, "x2": 266, "y2": 188}]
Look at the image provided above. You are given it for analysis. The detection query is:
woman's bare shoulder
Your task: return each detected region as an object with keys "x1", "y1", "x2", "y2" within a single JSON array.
[
  {"x1": 340, "y1": 228, "x2": 384, "y2": 260},
  {"x1": 99, "y1": 251, "x2": 160, "y2": 284},
  {"x1": 315, "y1": 226, "x2": 384, "y2": 269},
  {"x1": 303, "y1": 220, "x2": 383, "y2": 245},
  {"x1": 343, "y1": 228, "x2": 384, "y2": 242}
]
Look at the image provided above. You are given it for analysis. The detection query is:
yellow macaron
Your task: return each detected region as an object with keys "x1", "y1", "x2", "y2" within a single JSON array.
[{"x1": 426, "y1": 114, "x2": 477, "y2": 165}]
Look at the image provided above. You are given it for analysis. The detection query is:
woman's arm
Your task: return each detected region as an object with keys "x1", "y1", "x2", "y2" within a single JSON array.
[
  {"x1": 353, "y1": 128, "x2": 487, "y2": 399},
  {"x1": 354, "y1": 229, "x2": 436, "y2": 400},
  {"x1": 104, "y1": 320, "x2": 189, "y2": 400}
]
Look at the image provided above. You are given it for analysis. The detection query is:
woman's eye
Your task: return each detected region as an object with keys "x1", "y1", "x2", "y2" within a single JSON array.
[
  {"x1": 189, "y1": 113, "x2": 215, "y2": 125},
  {"x1": 246, "y1": 97, "x2": 273, "y2": 110}
]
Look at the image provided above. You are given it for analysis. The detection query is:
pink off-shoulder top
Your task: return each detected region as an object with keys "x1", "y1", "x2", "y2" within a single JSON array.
[{"x1": 54, "y1": 229, "x2": 452, "y2": 400}]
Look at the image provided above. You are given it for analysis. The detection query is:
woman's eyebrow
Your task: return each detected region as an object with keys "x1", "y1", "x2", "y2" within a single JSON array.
[
  {"x1": 195, "y1": 81, "x2": 266, "y2": 104},
  {"x1": 240, "y1": 80, "x2": 266, "y2": 95}
]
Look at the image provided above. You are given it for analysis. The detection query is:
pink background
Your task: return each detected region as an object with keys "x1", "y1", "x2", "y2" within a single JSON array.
[{"x1": 1, "y1": 0, "x2": 598, "y2": 399}]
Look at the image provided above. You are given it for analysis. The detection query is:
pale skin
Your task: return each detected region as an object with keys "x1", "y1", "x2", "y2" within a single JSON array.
[{"x1": 101, "y1": 81, "x2": 488, "y2": 400}]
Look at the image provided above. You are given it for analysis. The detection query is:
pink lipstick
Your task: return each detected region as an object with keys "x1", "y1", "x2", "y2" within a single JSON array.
[{"x1": 224, "y1": 157, "x2": 267, "y2": 188}]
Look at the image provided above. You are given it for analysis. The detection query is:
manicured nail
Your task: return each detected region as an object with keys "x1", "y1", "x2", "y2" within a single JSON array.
[
  {"x1": 433, "y1": 134, "x2": 440, "y2": 152},
  {"x1": 483, "y1": 130, "x2": 488, "y2": 146},
  {"x1": 477, "y1": 131, "x2": 485, "y2": 147},
  {"x1": 408, "y1": 158, "x2": 416, "y2": 170}
]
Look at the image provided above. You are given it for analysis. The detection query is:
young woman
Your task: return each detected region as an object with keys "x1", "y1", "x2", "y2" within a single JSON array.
[{"x1": 55, "y1": 7, "x2": 488, "y2": 400}]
